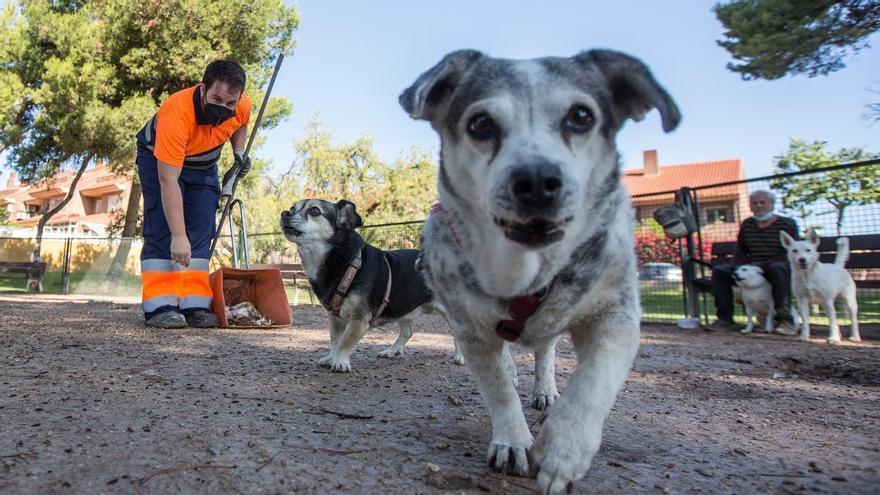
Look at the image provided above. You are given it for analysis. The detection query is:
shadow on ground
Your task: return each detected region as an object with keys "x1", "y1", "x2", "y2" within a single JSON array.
[{"x1": 0, "y1": 296, "x2": 878, "y2": 493}]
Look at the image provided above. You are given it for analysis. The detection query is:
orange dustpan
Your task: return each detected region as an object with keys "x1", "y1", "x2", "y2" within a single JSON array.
[
  {"x1": 205, "y1": 54, "x2": 291, "y2": 328},
  {"x1": 209, "y1": 267, "x2": 292, "y2": 328}
]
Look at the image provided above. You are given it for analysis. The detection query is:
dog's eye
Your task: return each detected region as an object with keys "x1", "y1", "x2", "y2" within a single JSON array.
[
  {"x1": 467, "y1": 113, "x2": 499, "y2": 141},
  {"x1": 562, "y1": 104, "x2": 595, "y2": 134},
  {"x1": 307, "y1": 206, "x2": 321, "y2": 217}
]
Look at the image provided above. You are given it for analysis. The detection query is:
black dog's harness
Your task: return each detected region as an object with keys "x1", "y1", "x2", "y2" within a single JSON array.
[
  {"x1": 431, "y1": 203, "x2": 552, "y2": 342},
  {"x1": 322, "y1": 248, "x2": 392, "y2": 326}
]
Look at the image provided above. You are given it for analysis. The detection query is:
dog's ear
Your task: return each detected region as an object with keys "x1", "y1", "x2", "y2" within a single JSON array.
[
  {"x1": 574, "y1": 49, "x2": 681, "y2": 133},
  {"x1": 808, "y1": 228, "x2": 820, "y2": 246},
  {"x1": 399, "y1": 49, "x2": 485, "y2": 121},
  {"x1": 780, "y1": 230, "x2": 795, "y2": 248},
  {"x1": 335, "y1": 200, "x2": 363, "y2": 230}
]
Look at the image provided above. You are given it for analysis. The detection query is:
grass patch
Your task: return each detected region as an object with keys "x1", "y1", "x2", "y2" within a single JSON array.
[
  {"x1": 1, "y1": 271, "x2": 143, "y2": 298},
  {"x1": 5, "y1": 273, "x2": 876, "y2": 325},
  {"x1": 640, "y1": 283, "x2": 880, "y2": 325}
]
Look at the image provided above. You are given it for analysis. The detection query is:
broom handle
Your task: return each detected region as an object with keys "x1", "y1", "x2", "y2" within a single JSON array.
[{"x1": 209, "y1": 53, "x2": 285, "y2": 260}]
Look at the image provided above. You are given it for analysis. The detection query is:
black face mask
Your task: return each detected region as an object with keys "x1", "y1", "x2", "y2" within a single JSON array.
[{"x1": 205, "y1": 103, "x2": 235, "y2": 126}]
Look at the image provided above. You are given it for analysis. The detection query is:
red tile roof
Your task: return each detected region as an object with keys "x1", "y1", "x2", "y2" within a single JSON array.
[{"x1": 622, "y1": 159, "x2": 744, "y2": 199}]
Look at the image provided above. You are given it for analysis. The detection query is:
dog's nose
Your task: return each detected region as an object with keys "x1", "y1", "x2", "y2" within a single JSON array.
[
  {"x1": 509, "y1": 163, "x2": 563, "y2": 211},
  {"x1": 281, "y1": 210, "x2": 292, "y2": 220}
]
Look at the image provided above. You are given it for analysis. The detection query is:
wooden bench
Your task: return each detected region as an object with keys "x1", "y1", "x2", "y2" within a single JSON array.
[
  {"x1": 250, "y1": 263, "x2": 315, "y2": 305},
  {"x1": 688, "y1": 234, "x2": 880, "y2": 322},
  {"x1": 0, "y1": 261, "x2": 48, "y2": 292},
  {"x1": 692, "y1": 234, "x2": 880, "y2": 288}
]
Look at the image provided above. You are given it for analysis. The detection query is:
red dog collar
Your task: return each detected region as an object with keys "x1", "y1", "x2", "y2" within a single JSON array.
[
  {"x1": 432, "y1": 202, "x2": 553, "y2": 342},
  {"x1": 495, "y1": 285, "x2": 551, "y2": 341}
]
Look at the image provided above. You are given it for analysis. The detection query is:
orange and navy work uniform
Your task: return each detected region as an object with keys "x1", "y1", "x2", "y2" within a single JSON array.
[{"x1": 135, "y1": 85, "x2": 251, "y2": 319}]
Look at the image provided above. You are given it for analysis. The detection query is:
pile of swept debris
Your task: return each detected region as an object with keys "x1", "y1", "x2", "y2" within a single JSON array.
[{"x1": 224, "y1": 301, "x2": 273, "y2": 327}]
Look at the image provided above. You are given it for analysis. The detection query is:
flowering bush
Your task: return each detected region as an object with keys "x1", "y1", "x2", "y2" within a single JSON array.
[
  {"x1": 635, "y1": 231, "x2": 679, "y2": 265},
  {"x1": 634, "y1": 230, "x2": 716, "y2": 265}
]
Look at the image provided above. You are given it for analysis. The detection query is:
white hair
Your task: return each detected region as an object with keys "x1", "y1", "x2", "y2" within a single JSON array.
[{"x1": 749, "y1": 189, "x2": 776, "y2": 203}]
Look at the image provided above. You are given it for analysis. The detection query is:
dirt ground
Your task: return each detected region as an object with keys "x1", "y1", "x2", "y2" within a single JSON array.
[{"x1": 0, "y1": 294, "x2": 878, "y2": 494}]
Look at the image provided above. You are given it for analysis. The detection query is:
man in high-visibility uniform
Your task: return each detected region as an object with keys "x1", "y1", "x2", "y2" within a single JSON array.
[{"x1": 136, "y1": 60, "x2": 252, "y2": 328}]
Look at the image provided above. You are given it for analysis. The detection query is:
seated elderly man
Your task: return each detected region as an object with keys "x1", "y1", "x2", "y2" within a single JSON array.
[{"x1": 704, "y1": 190, "x2": 799, "y2": 334}]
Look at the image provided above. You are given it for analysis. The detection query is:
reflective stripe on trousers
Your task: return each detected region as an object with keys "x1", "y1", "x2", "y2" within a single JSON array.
[
  {"x1": 141, "y1": 258, "x2": 212, "y2": 313},
  {"x1": 137, "y1": 148, "x2": 220, "y2": 318}
]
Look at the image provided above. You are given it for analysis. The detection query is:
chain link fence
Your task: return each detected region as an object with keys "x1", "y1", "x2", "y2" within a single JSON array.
[
  {"x1": 633, "y1": 158, "x2": 880, "y2": 324},
  {"x1": 3, "y1": 160, "x2": 877, "y2": 323}
]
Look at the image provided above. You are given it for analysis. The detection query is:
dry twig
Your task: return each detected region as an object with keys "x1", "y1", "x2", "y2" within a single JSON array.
[{"x1": 136, "y1": 464, "x2": 238, "y2": 485}]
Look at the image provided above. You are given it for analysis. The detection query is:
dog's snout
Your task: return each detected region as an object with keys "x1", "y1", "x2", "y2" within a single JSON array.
[
  {"x1": 509, "y1": 163, "x2": 563, "y2": 210},
  {"x1": 281, "y1": 210, "x2": 292, "y2": 219}
]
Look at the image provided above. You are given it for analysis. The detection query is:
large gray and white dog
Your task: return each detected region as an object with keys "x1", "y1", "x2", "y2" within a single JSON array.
[{"x1": 400, "y1": 49, "x2": 680, "y2": 493}]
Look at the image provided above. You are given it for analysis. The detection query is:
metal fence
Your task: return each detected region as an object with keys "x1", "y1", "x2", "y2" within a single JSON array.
[
  {"x1": 0, "y1": 236, "x2": 143, "y2": 297},
  {"x1": 2, "y1": 160, "x2": 877, "y2": 323},
  {"x1": 633, "y1": 158, "x2": 880, "y2": 324}
]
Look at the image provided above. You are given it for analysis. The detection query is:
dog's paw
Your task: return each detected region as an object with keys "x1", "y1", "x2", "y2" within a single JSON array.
[
  {"x1": 487, "y1": 442, "x2": 530, "y2": 476},
  {"x1": 452, "y1": 353, "x2": 465, "y2": 366},
  {"x1": 530, "y1": 411, "x2": 599, "y2": 494},
  {"x1": 317, "y1": 354, "x2": 333, "y2": 367},
  {"x1": 848, "y1": 335, "x2": 862, "y2": 343},
  {"x1": 827, "y1": 337, "x2": 842, "y2": 344},
  {"x1": 329, "y1": 357, "x2": 353, "y2": 372},
  {"x1": 799, "y1": 334, "x2": 810, "y2": 342},
  {"x1": 531, "y1": 392, "x2": 559, "y2": 411},
  {"x1": 741, "y1": 327, "x2": 752, "y2": 334},
  {"x1": 377, "y1": 347, "x2": 403, "y2": 359}
]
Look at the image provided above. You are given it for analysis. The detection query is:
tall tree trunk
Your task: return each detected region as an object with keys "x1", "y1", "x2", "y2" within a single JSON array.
[
  {"x1": 106, "y1": 177, "x2": 141, "y2": 284},
  {"x1": 836, "y1": 206, "x2": 846, "y2": 236},
  {"x1": 27, "y1": 154, "x2": 92, "y2": 292}
]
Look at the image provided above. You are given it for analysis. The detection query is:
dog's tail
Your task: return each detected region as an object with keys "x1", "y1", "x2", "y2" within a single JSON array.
[{"x1": 834, "y1": 237, "x2": 850, "y2": 267}]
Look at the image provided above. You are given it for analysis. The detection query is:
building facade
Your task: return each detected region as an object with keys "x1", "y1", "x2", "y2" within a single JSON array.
[
  {"x1": 623, "y1": 150, "x2": 749, "y2": 239},
  {"x1": 0, "y1": 163, "x2": 135, "y2": 237}
]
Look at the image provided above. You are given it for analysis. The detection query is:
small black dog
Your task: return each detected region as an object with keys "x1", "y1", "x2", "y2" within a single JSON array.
[{"x1": 280, "y1": 199, "x2": 462, "y2": 372}]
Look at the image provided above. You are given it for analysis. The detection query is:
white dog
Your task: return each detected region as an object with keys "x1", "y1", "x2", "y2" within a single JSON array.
[
  {"x1": 780, "y1": 231, "x2": 860, "y2": 343},
  {"x1": 400, "y1": 49, "x2": 680, "y2": 493},
  {"x1": 733, "y1": 265, "x2": 775, "y2": 333}
]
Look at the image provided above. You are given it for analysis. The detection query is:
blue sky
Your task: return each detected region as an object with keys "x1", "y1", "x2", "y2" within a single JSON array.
[{"x1": 259, "y1": 0, "x2": 879, "y2": 180}]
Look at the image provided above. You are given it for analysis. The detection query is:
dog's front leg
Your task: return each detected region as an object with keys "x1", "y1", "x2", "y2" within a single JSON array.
[
  {"x1": 457, "y1": 330, "x2": 532, "y2": 476},
  {"x1": 318, "y1": 315, "x2": 346, "y2": 367},
  {"x1": 531, "y1": 314, "x2": 639, "y2": 495},
  {"x1": 844, "y1": 289, "x2": 860, "y2": 342},
  {"x1": 451, "y1": 332, "x2": 465, "y2": 365},
  {"x1": 742, "y1": 306, "x2": 754, "y2": 334},
  {"x1": 329, "y1": 318, "x2": 370, "y2": 372},
  {"x1": 532, "y1": 337, "x2": 560, "y2": 410},
  {"x1": 822, "y1": 299, "x2": 841, "y2": 343},
  {"x1": 502, "y1": 342, "x2": 519, "y2": 388},
  {"x1": 797, "y1": 296, "x2": 811, "y2": 342},
  {"x1": 764, "y1": 305, "x2": 776, "y2": 333}
]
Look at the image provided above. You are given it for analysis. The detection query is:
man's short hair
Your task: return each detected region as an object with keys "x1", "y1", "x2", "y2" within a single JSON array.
[
  {"x1": 202, "y1": 60, "x2": 247, "y2": 94},
  {"x1": 749, "y1": 189, "x2": 776, "y2": 203}
]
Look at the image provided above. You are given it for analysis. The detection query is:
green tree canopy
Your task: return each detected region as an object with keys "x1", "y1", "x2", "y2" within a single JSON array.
[
  {"x1": 0, "y1": 0, "x2": 299, "y2": 287},
  {"x1": 714, "y1": 0, "x2": 880, "y2": 80},
  {"x1": 291, "y1": 118, "x2": 438, "y2": 226},
  {"x1": 770, "y1": 139, "x2": 880, "y2": 235}
]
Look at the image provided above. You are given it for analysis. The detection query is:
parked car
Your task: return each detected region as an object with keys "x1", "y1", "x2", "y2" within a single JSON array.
[{"x1": 639, "y1": 262, "x2": 683, "y2": 281}]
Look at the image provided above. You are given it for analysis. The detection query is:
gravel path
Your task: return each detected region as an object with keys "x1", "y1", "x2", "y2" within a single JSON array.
[{"x1": 0, "y1": 294, "x2": 877, "y2": 494}]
